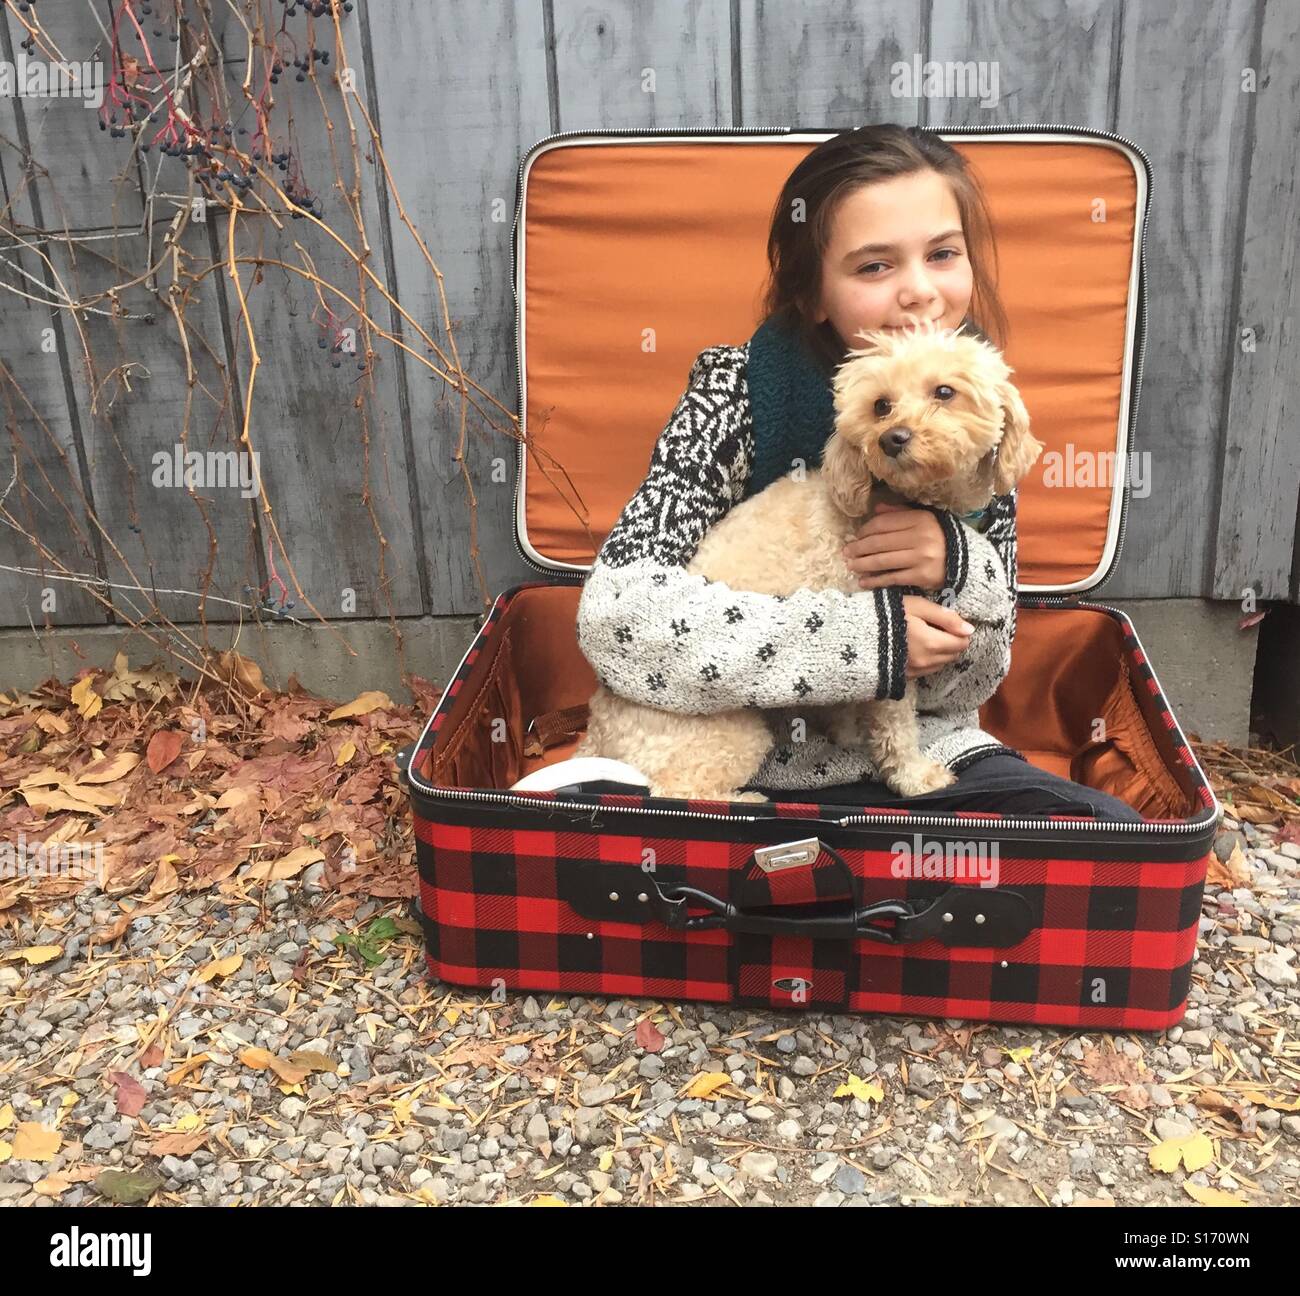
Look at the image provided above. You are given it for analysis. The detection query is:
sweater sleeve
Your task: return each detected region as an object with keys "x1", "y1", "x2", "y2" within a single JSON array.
[
  {"x1": 914, "y1": 489, "x2": 1019, "y2": 712},
  {"x1": 575, "y1": 346, "x2": 910, "y2": 715}
]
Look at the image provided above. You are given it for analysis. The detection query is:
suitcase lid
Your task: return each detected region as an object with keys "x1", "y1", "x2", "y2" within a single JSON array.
[{"x1": 512, "y1": 126, "x2": 1150, "y2": 593}]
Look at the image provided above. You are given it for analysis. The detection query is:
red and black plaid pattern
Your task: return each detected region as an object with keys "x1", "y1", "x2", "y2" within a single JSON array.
[
  {"x1": 408, "y1": 583, "x2": 1217, "y2": 1028},
  {"x1": 413, "y1": 811, "x2": 1207, "y2": 1029}
]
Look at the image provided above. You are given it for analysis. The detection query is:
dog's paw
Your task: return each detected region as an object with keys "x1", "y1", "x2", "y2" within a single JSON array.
[
  {"x1": 732, "y1": 790, "x2": 770, "y2": 804},
  {"x1": 886, "y1": 760, "x2": 957, "y2": 798}
]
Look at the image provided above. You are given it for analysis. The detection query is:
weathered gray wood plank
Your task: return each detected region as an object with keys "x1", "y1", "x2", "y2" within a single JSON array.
[
  {"x1": 1107, "y1": 0, "x2": 1256, "y2": 598},
  {"x1": 551, "y1": 0, "x2": 733, "y2": 128},
  {"x1": 0, "y1": 237, "x2": 106, "y2": 627},
  {"x1": 362, "y1": 0, "x2": 552, "y2": 615},
  {"x1": 926, "y1": 0, "x2": 1116, "y2": 128},
  {"x1": 737, "y1": 0, "x2": 924, "y2": 125},
  {"x1": 1212, "y1": 0, "x2": 1300, "y2": 601},
  {"x1": 198, "y1": 34, "x2": 426, "y2": 620},
  {"x1": 48, "y1": 225, "x2": 263, "y2": 627}
]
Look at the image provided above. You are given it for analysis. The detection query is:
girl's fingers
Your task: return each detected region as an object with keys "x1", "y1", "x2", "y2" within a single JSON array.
[
  {"x1": 858, "y1": 569, "x2": 916, "y2": 589},
  {"x1": 848, "y1": 549, "x2": 913, "y2": 575}
]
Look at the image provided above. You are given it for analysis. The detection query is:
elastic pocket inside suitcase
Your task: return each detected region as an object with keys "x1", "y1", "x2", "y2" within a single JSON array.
[
  {"x1": 1071, "y1": 656, "x2": 1187, "y2": 819},
  {"x1": 429, "y1": 627, "x2": 525, "y2": 789}
]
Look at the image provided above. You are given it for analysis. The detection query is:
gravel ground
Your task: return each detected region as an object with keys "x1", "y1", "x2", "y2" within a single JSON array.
[{"x1": 2, "y1": 815, "x2": 1298, "y2": 1208}]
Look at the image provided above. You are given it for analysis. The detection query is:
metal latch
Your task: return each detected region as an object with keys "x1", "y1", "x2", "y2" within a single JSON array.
[{"x1": 753, "y1": 837, "x2": 822, "y2": 874}]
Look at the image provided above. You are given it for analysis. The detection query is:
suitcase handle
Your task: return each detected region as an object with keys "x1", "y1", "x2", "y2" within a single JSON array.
[{"x1": 647, "y1": 843, "x2": 1033, "y2": 948}]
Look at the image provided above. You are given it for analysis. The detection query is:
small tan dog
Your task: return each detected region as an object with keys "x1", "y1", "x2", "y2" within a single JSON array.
[{"x1": 577, "y1": 321, "x2": 1044, "y2": 802}]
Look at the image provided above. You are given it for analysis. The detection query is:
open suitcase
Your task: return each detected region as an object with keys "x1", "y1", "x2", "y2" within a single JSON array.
[{"x1": 401, "y1": 126, "x2": 1221, "y2": 1030}]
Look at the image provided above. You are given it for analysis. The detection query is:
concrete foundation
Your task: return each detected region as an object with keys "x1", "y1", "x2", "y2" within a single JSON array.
[{"x1": 0, "y1": 597, "x2": 1260, "y2": 747}]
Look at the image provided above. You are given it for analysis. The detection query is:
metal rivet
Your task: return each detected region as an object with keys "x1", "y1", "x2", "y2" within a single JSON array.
[
  {"x1": 608, "y1": 891, "x2": 619, "y2": 902},
  {"x1": 942, "y1": 912, "x2": 953, "y2": 923},
  {"x1": 1000, "y1": 960, "x2": 1008, "y2": 968},
  {"x1": 974, "y1": 913, "x2": 986, "y2": 924},
  {"x1": 637, "y1": 893, "x2": 648, "y2": 903},
  {"x1": 586, "y1": 932, "x2": 594, "y2": 940}
]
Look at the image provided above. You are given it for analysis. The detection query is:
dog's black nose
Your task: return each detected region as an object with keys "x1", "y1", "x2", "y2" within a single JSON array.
[{"x1": 879, "y1": 426, "x2": 913, "y2": 457}]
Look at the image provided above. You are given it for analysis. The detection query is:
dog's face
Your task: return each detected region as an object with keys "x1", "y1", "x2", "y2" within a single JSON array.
[{"x1": 822, "y1": 321, "x2": 1043, "y2": 516}]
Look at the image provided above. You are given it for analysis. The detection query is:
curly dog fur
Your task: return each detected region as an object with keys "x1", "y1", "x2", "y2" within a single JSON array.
[{"x1": 577, "y1": 322, "x2": 1044, "y2": 802}]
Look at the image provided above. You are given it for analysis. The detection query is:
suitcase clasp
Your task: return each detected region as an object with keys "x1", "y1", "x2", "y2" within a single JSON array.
[{"x1": 754, "y1": 837, "x2": 822, "y2": 873}]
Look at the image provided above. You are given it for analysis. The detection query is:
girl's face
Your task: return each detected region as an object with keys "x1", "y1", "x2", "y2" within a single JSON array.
[{"x1": 813, "y1": 169, "x2": 974, "y2": 351}]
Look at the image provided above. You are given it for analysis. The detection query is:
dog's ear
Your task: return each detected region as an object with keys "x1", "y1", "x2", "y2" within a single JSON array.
[
  {"x1": 821, "y1": 427, "x2": 875, "y2": 518},
  {"x1": 993, "y1": 381, "x2": 1044, "y2": 494}
]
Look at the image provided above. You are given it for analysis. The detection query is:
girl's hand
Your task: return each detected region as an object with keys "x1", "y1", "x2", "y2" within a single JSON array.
[
  {"x1": 902, "y1": 595, "x2": 973, "y2": 677},
  {"x1": 842, "y1": 501, "x2": 947, "y2": 591}
]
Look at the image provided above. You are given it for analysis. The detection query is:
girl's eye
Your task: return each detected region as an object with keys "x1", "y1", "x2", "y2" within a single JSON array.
[
  {"x1": 931, "y1": 248, "x2": 958, "y2": 263},
  {"x1": 856, "y1": 262, "x2": 886, "y2": 275},
  {"x1": 934, "y1": 385, "x2": 956, "y2": 400},
  {"x1": 873, "y1": 397, "x2": 892, "y2": 418}
]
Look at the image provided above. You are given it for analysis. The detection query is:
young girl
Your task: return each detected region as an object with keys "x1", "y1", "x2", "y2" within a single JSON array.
[{"x1": 575, "y1": 124, "x2": 1139, "y2": 821}]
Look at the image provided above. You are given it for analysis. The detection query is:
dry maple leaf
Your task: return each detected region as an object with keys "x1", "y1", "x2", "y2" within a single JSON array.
[{"x1": 1077, "y1": 1046, "x2": 1143, "y2": 1087}]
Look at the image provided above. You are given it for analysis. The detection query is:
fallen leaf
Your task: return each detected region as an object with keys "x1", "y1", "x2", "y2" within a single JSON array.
[
  {"x1": 1071, "y1": 1197, "x2": 1115, "y2": 1207},
  {"x1": 12, "y1": 1122, "x2": 61, "y2": 1162},
  {"x1": 164, "y1": 1054, "x2": 210, "y2": 1086},
  {"x1": 1208, "y1": 842, "x2": 1252, "y2": 890},
  {"x1": 194, "y1": 954, "x2": 242, "y2": 984},
  {"x1": 216, "y1": 650, "x2": 269, "y2": 699},
  {"x1": 34, "y1": 1174, "x2": 71, "y2": 1198},
  {"x1": 146, "y1": 730, "x2": 185, "y2": 774},
  {"x1": 0, "y1": 1104, "x2": 12, "y2": 1130},
  {"x1": 109, "y1": 1071, "x2": 147, "y2": 1117},
  {"x1": 286, "y1": 1050, "x2": 335, "y2": 1074},
  {"x1": 327, "y1": 690, "x2": 394, "y2": 722},
  {"x1": 245, "y1": 845, "x2": 324, "y2": 882},
  {"x1": 530, "y1": 1194, "x2": 568, "y2": 1206},
  {"x1": 834, "y1": 1074, "x2": 885, "y2": 1104},
  {"x1": 149, "y1": 1128, "x2": 208, "y2": 1157},
  {"x1": 635, "y1": 1018, "x2": 665, "y2": 1053},
  {"x1": 238, "y1": 1046, "x2": 276, "y2": 1070},
  {"x1": 1241, "y1": 1090, "x2": 1300, "y2": 1112},
  {"x1": 336, "y1": 740, "x2": 356, "y2": 766},
  {"x1": 1183, "y1": 1182, "x2": 1248, "y2": 1206},
  {"x1": 0, "y1": 1141, "x2": 10, "y2": 1164},
  {"x1": 1078, "y1": 1046, "x2": 1142, "y2": 1087},
  {"x1": 10, "y1": 945, "x2": 62, "y2": 965},
  {"x1": 682, "y1": 1072, "x2": 731, "y2": 1100},
  {"x1": 70, "y1": 674, "x2": 102, "y2": 720},
  {"x1": 96, "y1": 1168, "x2": 162, "y2": 1204},
  {"x1": 1149, "y1": 1131, "x2": 1214, "y2": 1174},
  {"x1": 77, "y1": 752, "x2": 141, "y2": 785},
  {"x1": 146, "y1": 857, "x2": 180, "y2": 899}
]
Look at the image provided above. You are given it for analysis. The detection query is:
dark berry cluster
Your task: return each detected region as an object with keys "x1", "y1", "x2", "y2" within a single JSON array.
[
  {"x1": 243, "y1": 585, "x2": 297, "y2": 620},
  {"x1": 277, "y1": 0, "x2": 355, "y2": 15}
]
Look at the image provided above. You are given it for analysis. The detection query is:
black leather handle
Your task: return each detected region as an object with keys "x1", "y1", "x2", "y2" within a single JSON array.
[{"x1": 646, "y1": 843, "x2": 1034, "y2": 948}]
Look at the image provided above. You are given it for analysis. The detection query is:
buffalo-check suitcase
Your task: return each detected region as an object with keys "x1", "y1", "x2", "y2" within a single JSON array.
[{"x1": 400, "y1": 126, "x2": 1220, "y2": 1030}]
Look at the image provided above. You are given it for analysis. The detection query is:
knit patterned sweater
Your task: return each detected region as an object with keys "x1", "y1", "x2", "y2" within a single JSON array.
[{"x1": 574, "y1": 322, "x2": 1022, "y2": 791}]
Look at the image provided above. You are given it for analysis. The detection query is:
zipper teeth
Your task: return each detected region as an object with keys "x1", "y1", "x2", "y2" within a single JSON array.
[
  {"x1": 437, "y1": 123, "x2": 1205, "y2": 839},
  {"x1": 409, "y1": 778, "x2": 1215, "y2": 836}
]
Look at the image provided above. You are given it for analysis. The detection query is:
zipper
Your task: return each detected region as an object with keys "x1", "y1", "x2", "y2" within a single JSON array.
[
  {"x1": 508, "y1": 122, "x2": 1153, "y2": 588},
  {"x1": 408, "y1": 772, "x2": 1217, "y2": 838}
]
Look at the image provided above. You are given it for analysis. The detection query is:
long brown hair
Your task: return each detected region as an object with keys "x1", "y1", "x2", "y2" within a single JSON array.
[{"x1": 758, "y1": 125, "x2": 1008, "y2": 370}]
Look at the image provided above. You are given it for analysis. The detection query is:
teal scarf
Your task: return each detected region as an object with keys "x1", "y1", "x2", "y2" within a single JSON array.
[{"x1": 742, "y1": 312, "x2": 990, "y2": 526}]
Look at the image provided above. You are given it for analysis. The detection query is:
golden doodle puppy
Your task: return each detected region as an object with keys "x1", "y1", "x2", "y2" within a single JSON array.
[{"x1": 577, "y1": 321, "x2": 1044, "y2": 802}]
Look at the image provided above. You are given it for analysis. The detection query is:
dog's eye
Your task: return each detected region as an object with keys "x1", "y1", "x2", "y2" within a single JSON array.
[
  {"x1": 873, "y1": 397, "x2": 892, "y2": 418},
  {"x1": 934, "y1": 385, "x2": 956, "y2": 401}
]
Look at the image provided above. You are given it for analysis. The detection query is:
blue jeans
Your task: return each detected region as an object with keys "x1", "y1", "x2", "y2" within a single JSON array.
[{"x1": 748, "y1": 750, "x2": 1142, "y2": 821}]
